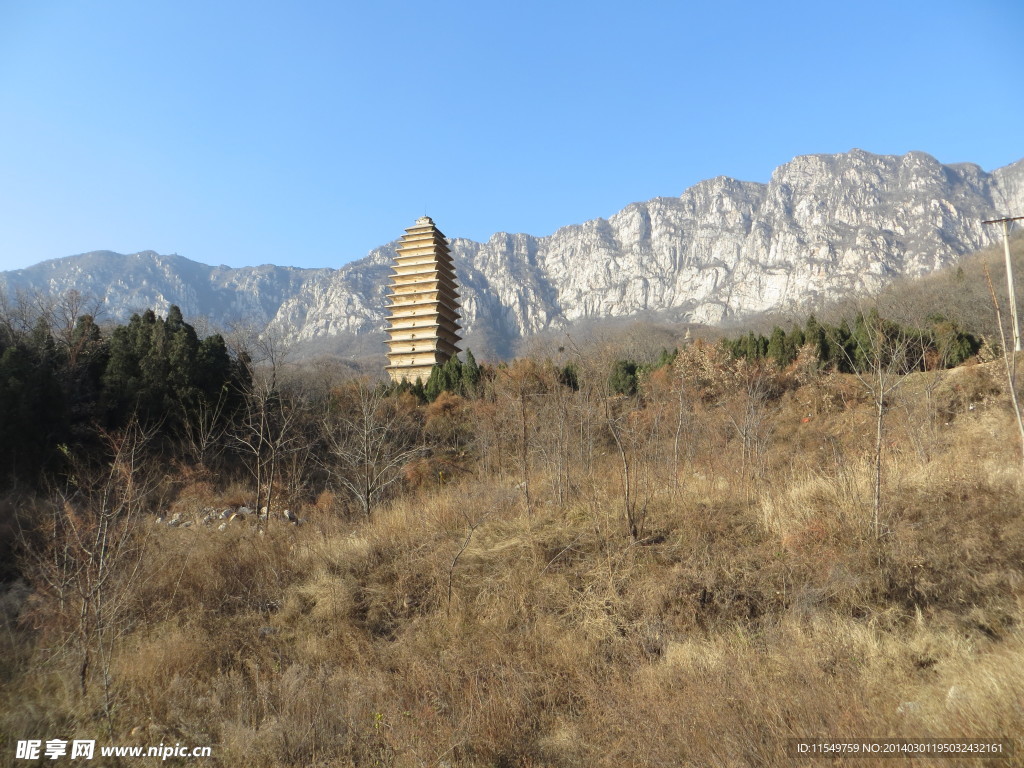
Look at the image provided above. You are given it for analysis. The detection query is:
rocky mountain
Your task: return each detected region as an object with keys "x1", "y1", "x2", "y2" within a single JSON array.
[{"x1": 3, "y1": 149, "x2": 1022, "y2": 358}]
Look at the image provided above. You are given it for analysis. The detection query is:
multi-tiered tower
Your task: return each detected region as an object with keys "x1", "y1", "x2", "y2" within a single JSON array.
[{"x1": 384, "y1": 217, "x2": 461, "y2": 383}]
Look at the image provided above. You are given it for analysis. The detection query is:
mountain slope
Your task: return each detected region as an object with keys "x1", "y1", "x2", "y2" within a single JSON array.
[{"x1": 3, "y1": 150, "x2": 1022, "y2": 358}]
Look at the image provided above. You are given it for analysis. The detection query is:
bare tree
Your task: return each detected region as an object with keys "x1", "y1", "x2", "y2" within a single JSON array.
[
  {"x1": 446, "y1": 503, "x2": 492, "y2": 617},
  {"x1": 492, "y1": 361, "x2": 549, "y2": 515},
  {"x1": 35, "y1": 289, "x2": 105, "y2": 353},
  {"x1": 230, "y1": 328, "x2": 307, "y2": 522},
  {"x1": 178, "y1": 386, "x2": 230, "y2": 470},
  {"x1": 533, "y1": 374, "x2": 577, "y2": 505},
  {"x1": 0, "y1": 288, "x2": 45, "y2": 339},
  {"x1": 602, "y1": 361, "x2": 673, "y2": 542},
  {"x1": 605, "y1": 400, "x2": 658, "y2": 541},
  {"x1": 562, "y1": 331, "x2": 617, "y2": 482},
  {"x1": 668, "y1": 341, "x2": 722, "y2": 489},
  {"x1": 725, "y1": 360, "x2": 778, "y2": 494},
  {"x1": 21, "y1": 420, "x2": 158, "y2": 734},
  {"x1": 322, "y1": 379, "x2": 424, "y2": 517},
  {"x1": 671, "y1": 365, "x2": 691, "y2": 491},
  {"x1": 834, "y1": 310, "x2": 925, "y2": 539}
]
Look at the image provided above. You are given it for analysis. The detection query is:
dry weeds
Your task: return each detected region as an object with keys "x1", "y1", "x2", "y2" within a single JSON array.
[{"x1": 2, "y1": 365, "x2": 1022, "y2": 767}]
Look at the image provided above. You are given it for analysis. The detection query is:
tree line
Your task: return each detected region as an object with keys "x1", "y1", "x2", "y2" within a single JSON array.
[
  {"x1": 719, "y1": 311, "x2": 981, "y2": 372},
  {"x1": 0, "y1": 303, "x2": 246, "y2": 486},
  {"x1": 1, "y1": 297, "x2": 989, "y2": 529}
]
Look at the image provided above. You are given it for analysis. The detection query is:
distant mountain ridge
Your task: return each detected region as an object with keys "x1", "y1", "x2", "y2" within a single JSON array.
[{"x1": 3, "y1": 149, "x2": 1023, "y2": 358}]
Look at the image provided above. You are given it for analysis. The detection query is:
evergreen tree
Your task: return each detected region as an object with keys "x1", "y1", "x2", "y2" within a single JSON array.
[
  {"x1": 744, "y1": 332, "x2": 759, "y2": 359},
  {"x1": 785, "y1": 326, "x2": 804, "y2": 365},
  {"x1": 138, "y1": 313, "x2": 170, "y2": 413},
  {"x1": 102, "y1": 307, "x2": 239, "y2": 430},
  {"x1": 766, "y1": 327, "x2": 787, "y2": 366},
  {"x1": 443, "y1": 354, "x2": 463, "y2": 394},
  {"x1": 167, "y1": 305, "x2": 200, "y2": 401},
  {"x1": 166, "y1": 304, "x2": 186, "y2": 332},
  {"x1": 654, "y1": 348, "x2": 678, "y2": 369},
  {"x1": 834, "y1": 319, "x2": 854, "y2": 372},
  {"x1": 557, "y1": 362, "x2": 579, "y2": 390},
  {"x1": 424, "y1": 363, "x2": 445, "y2": 402},
  {"x1": 929, "y1": 318, "x2": 980, "y2": 367},
  {"x1": 461, "y1": 349, "x2": 482, "y2": 396},
  {"x1": 29, "y1": 317, "x2": 58, "y2": 365},
  {"x1": 102, "y1": 324, "x2": 141, "y2": 423},
  {"x1": 196, "y1": 334, "x2": 232, "y2": 396},
  {"x1": 803, "y1": 315, "x2": 826, "y2": 366},
  {"x1": 0, "y1": 340, "x2": 66, "y2": 483},
  {"x1": 64, "y1": 314, "x2": 107, "y2": 433},
  {"x1": 609, "y1": 359, "x2": 639, "y2": 396},
  {"x1": 720, "y1": 310, "x2": 981, "y2": 376}
]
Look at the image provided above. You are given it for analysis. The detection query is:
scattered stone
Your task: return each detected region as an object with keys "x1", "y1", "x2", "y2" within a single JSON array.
[{"x1": 218, "y1": 522, "x2": 228, "y2": 531}]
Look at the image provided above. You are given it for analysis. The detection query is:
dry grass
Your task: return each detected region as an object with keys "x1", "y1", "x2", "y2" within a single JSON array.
[{"x1": 2, "y1": 367, "x2": 1023, "y2": 767}]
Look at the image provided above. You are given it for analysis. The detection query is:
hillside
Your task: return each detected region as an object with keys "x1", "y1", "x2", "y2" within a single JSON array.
[
  {"x1": 1, "y1": 319, "x2": 1022, "y2": 765},
  {"x1": 3, "y1": 150, "x2": 1022, "y2": 360}
]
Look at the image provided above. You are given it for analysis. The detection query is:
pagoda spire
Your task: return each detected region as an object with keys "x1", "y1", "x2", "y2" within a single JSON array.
[{"x1": 384, "y1": 216, "x2": 461, "y2": 383}]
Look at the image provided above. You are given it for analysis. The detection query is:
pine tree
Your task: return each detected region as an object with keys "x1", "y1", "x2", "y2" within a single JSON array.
[
  {"x1": 166, "y1": 304, "x2": 186, "y2": 332},
  {"x1": 65, "y1": 314, "x2": 107, "y2": 432},
  {"x1": 766, "y1": 327, "x2": 787, "y2": 366},
  {"x1": 0, "y1": 339, "x2": 66, "y2": 483},
  {"x1": 425, "y1": 364, "x2": 444, "y2": 402},
  {"x1": 167, "y1": 308, "x2": 200, "y2": 404},
  {"x1": 102, "y1": 325, "x2": 140, "y2": 424},
  {"x1": 196, "y1": 334, "x2": 232, "y2": 397},
  {"x1": 805, "y1": 315, "x2": 830, "y2": 368},
  {"x1": 441, "y1": 355, "x2": 463, "y2": 395},
  {"x1": 461, "y1": 349, "x2": 482, "y2": 397},
  {"x1": 609, "y1": 359, "x2": 639, "y2": 396},
  {"x1": 138, "y1": 314, "x2": 171, "y2": 417},
  {"x1": 557, "y1": 362, "x2": 579, "y2": 390},
  {"x1": 785, "y1": 326, "x2": 805, "y2": 365}
]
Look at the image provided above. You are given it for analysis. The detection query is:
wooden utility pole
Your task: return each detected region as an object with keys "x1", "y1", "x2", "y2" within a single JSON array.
[{"x1": 983, "y1": 215, "x2": 1024, "y2": 352}]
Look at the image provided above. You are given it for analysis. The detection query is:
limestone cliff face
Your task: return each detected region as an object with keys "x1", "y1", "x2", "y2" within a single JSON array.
[
  {"x1": 4, "y1": 150, "x2": 1022, "y2": 356},
  {"x1": 440, "y1": 150, "x2": 1023, "y2": 342}
]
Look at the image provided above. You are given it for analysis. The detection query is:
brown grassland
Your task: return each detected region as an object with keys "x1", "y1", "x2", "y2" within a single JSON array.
[
  {"x1": 2, "y1": 240, "x2": 1024, "y2": 767},
  {"x1": 3, "y1": 352, "x2": 1023, "y2": 767}
]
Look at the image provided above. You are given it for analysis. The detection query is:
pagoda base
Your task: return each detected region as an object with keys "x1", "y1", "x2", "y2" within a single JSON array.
[{"x1": 386, "y1": 364, "x2": 438, "y2": 385}]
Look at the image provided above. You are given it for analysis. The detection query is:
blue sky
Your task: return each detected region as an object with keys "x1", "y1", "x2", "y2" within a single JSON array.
[{"x1": 1, "y1": 0, "x2": 1021, "y2": 272}]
